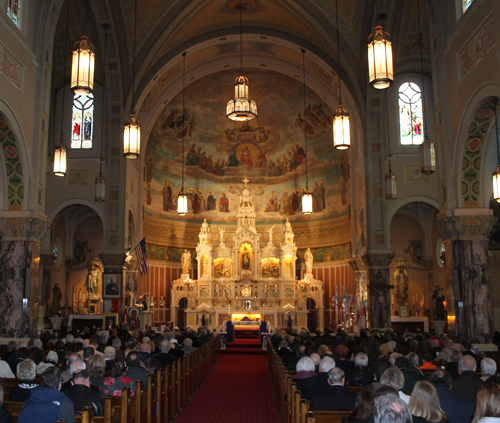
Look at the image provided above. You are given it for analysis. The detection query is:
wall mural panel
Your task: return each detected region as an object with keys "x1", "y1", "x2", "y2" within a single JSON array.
[{"x1": 145, "y1": 70, "x2": 350, "y2": 230}]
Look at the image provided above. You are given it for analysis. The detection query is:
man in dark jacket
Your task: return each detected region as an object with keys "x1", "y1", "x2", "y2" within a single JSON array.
[
  {"x1": 310, "y1": 367, "x2": 357, "y2": 411},
  {"x1": 429, "y1": 369, "x2": 475, "y2": 423},
  {"x1": 10, "y1": 359, "x2": 38, "y2": 402},
  {"x1": 450, "y1": 355, "x2": 484, "y2": 404},
  {"x1": 17, "y1": 366, "x2": 76, "y2": 423},
  {"x1": 345, "y1": 352, "x2": 374, "y2": 387},
  {"x1": 64, "y1": 369, "x2": 104, "y2": 416},
  {"x1": 154, "y1": 341, "x2": 177, "y2": 368},
  {"x1": 126, "y1": 351, "x2": 149, "y2": 385}
]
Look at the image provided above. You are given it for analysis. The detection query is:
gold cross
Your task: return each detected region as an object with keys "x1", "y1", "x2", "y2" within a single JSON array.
[{"x1": 242, "y1": 177, "x2": 249, "y2": 187}]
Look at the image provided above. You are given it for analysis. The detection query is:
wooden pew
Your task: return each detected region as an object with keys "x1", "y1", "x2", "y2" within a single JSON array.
[{"x1": 308, "y1": 410, "x2": 349, "y2": 423}]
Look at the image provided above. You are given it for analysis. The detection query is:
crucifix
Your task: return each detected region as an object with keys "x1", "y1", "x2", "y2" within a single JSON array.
[
  {"x1": 242, "y1": 177, "x2": 249, "y2": 187},
  {"x1": 367, "y1": 271, "x2": 394, "y2": 328}
]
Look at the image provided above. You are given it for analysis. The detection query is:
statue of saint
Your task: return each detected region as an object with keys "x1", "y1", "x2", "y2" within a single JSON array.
[
  {"x1": 182, "y1": 249, "x2": 191, "y2": 274},
  {"x1": 304, "y1": 248, "x2": 313, "y2": 274},
  {"x1": 267, "y1": 226, "x2": 274, "y2": 243},
  {"x1": 52, "y1": 284, "x2": 62, "y2": 316},
  {"x1": 218, "y1": 227, "x2": 225, "y2": 244},
  {"x1": 432, "y1": 286, "x2": 446, "y2": 321},
  {"x1": 395, "y1": 267, "x2": 409, "y2": 302},
  {"x1": 86, "y1": 264, "x2": 99, "y2": 296},
  {"x1": 242, "y1": 248, "x2": 251, "y2": 270}
]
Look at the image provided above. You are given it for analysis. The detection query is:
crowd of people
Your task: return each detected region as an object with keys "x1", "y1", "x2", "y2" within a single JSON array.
[
  {"x1": 271, "y1": 327, "x2": 500, "y2": 423},
  {"x1": 0, "y1": 325, "x2": 214, "y2": 423}
]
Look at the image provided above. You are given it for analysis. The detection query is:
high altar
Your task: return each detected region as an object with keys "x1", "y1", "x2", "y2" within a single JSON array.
[{"x1": 170, "y1": 179, "x2": 324, "y2": 331}]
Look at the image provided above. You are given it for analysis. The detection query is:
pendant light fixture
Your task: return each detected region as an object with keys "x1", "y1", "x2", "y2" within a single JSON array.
[
  {"x1": 54, "y1": 0, "x2": 70, "y2": 177},
  {"x1": 492, "y1": 101, "x2": 500, "y2": 202},
  {"x1": 333, "y1": 0, "x2": 351, "y2": 150},
  {"x1": 95, "y1": 24, "x2": 109, "y2": 202},
  {"x1": 417, "y1": 0, "x2": 436, "y2": 175},
  {"x1": 71, "y1": 35, "x2": 95, "y2": 95},
  {"x1": 178, "y1": 52, "x2": 188, "y2": 216},
  {"x1": 385, "y1": 90, "x2": 397, "y2": 200},
  {"x1": 301, "y1": 49, "x2": 313, "y2": 215},
  {"x1": 368, "y1": 2, "x2": 393, "y2": 90},
  {"x1": 124, "y1": 0, "x2": 141, "y2": 159},
  {"x1": 226, "y1": 0, "x2": 257, "y2": 121}
]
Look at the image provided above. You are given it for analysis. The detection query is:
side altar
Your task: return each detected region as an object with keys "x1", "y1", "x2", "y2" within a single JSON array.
[{"x1": 170, "y1": 179, "x2": 324, "y2": 331}]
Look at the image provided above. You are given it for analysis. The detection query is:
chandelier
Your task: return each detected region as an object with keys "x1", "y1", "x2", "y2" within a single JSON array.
[
  {"x1": 300, "y1": 49, "x2": 313, "y2": 215},
  {"x1": 226, "y1": 0, "x2": 257, "y2": 121},
  {"x1": 368, "y1": 19, "x2": 393, "y2": 89},
  {"x1": 71, "y1": 35, "x2": 95, "y2": 95},
  {"x1": 178, "y1": 52, "x2": 188, "y2": 216}
]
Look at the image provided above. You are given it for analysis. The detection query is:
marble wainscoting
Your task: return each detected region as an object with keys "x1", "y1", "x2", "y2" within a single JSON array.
[{"x1": 0, "y1": 241, "x2": 31, "y2": 337}]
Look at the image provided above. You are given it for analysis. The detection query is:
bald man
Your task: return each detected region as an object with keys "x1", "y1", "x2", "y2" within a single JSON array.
[{"x1": 450, "y1": 355, "x2": 484, "y2": 403}]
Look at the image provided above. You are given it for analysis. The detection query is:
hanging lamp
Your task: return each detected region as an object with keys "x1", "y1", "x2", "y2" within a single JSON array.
[
  {"x1": 124, "y1": 0, "x2": 141, "y2": 159},
  {"x1": 54, "y1": 0, "x2": 70, "y2": 177},
  {"x1": 368, "y1": 10, "x2": 393, "y2": 89},
  {"x1": 385, "y1": 91, "x2": 397, "y2": 200},
  {"x1": 333, "y1": 0, "x2": 350, "y2": 150},
  {"x1": 71, "y1": 34, "x2": 95, "y2": 95},
  {"x1": 416, "y1": 0, "x2": 436, "y2": 174},
  {"x1": 226, "y1": 0, "x2": 257, "y2": 121},
  {"x1": 492, "y1": 101, "x2": 500, "y2": 202},
  {"x1": 95, "y1": 24, "x2": 109, "y2": 202},
  {"x1": 301, "y1": 49, "x2": 313, "y2": 215},
  {"x1": 178, "y1": 52, "x2": 188, "y2": 216}
]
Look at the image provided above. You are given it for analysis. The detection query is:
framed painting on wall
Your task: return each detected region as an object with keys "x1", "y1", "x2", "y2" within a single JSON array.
[
  {"x1": 103, "y1": 273, "x2": 121, "y2": 299},
  {"x1": 103, "y1": 313, "x2": 119, "y2": 329}
]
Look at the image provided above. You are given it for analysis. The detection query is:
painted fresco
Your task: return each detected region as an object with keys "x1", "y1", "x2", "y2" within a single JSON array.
[{"x1": 144, "y1": 69, "x2": 350, "y2": 223}]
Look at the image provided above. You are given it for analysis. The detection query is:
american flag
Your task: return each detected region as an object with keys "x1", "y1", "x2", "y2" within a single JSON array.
[{"x1": 134, "y1": 238, "x2": 148, "y2": 275}]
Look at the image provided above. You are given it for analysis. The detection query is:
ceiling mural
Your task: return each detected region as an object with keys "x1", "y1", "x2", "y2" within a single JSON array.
[{"x1": 144, "y1": 69, "x2": 350, "y2": 224}]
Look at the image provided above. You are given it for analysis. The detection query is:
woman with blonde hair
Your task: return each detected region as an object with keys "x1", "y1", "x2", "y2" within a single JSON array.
[
  {"x1": 379, "y1": 343, "x2": 393, "y2": 361},
  {"x1": 472, "y1": 382, "x2": 500, "y2": 423},
  {"x1": 409, "y1": 381, "x2": 448, "y2": 423}
]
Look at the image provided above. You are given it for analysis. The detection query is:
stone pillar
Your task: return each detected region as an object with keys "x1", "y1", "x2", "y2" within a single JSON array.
[
  {"x1": 362, "y1": 253, "x2": 394, "y2": 329},
  {"x1": 0, "y1": 213, "x2": 48, "y2": 337},
  {"x1": 436, "y1": 210, "x2": 495, "y2": 343}
]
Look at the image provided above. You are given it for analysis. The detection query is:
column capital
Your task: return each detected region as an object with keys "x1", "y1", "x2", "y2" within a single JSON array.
[
  {"x1": 349, "y1": 258, "x2": 367, "y2": 272},
  {"x1": 436, "y1": 209, "x2": 495, "y2": 241},
  {"x1": 0, "y1": 213, "x2": 49, "y2": 242},
  {"x1": 362, "y1": 252, "x2": 394, "y2": 268}
]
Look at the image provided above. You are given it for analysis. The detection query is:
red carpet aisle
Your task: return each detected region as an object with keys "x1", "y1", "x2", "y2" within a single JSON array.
[{"x1": 175, "y1": 341, "x2": 280, "y2": 423}]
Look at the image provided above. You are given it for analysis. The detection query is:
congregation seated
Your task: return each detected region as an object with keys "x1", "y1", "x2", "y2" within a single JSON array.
[
  {"x1": 98, "y1": 359, "x2": 135, "y2": 396},
  {"x1": 61, "y1": 359, "x2": 87, "y2": 392},
  {"x1": 481, "y1": 358, "x2": 497, "y2": 381},
  {"x1": 473, "y1": 382, "x2": 500, "y2": 423},
  {"x1": 408, "y1": 381, "x2": 449, "y2": 423},
  {"x1": 300, "y1": 356, "x2": 336, "y2": 400},
  {"x1": 380, "y1": 367, "x2": 410, "y2": 404},
  {"x1": 61, "y1": 353, "x2": 81, "y2": 384},
  {"x1": 428, "y1": 369, "x2": 474, "y2": 423},
  {"x1": 445, "y1": 349, "x2": 462, "y2": 380},
  {"x1": 460, "y1": 339, "x2": 482, "y2": 368},
  {"x1": 28, "y1": 339, "x2": 44, "y2": 361},
  {"x1": 345, "y1": 352, "x2": 374, "y2": 387},
  {"x1": 309, "y1": 367, "x2": 357, "y2": 411},
  {"x1": 154, "y1": 340, "x2": 176, "y2": 368},
  {"x1": 395, "y1": 357, "x2": 420, "y2": 394},
  {"x1": 373, "y1": 394, "x2": 412, "y2": 423},
  {"x1": 0, "y1": 384, "x2": 12, "y2": 423},
  {"x1": 450, "y1": 355, "x2": 484, "y2": 404},
  {"x1": 125, "y1": 351, "x2": 149, "y2": 385},
  {"x1": 181, "y1": 338, "x2": 197, "y2": 355},
  {"x1": 292, "y1": 357, "x2": 317, "y2": 393},
  {"x1": 36, "y1": 350, "x2": 58, "y2": 375},
  {"x1": 344, "y1": 389, "x2": 375, "y2": 423},
  {"x1": 0, "y1": 358, "x2": 15, "y2": 379},
  {"x1": 87, "y1": 354, "x2": 107, "y2": 390},
  {"x1": 64, "y1": 369, "x2": 104, "y2": 416},
  {"x1": 334, "y1": 345, "x2": 355, "y2": 373},
  {"x1": 18, "y1": 366, "x2": 76, "y2": 423},
  {"x1": 420, "y1": 354, "x2": 437, "y2": 370},
  {"x1": 7, "y1": 348, "x2": 31, "y2": 376},
  {"x1": 103, "y1": 346, "x2": 115, "y2": 372},
  {"x1": 9, "y1": 359, "x2": 38, "y2": 402}
]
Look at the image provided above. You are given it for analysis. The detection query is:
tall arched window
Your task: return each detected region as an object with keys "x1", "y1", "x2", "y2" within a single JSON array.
[
  {"x1": 71, "y1": 93, "x2": 94, "y2": 149},
  {"x1": 398, "y1": 82, "x2": 424, "y2": 145},
  {"x1": 7, "y1": 0, "x2": 20, "y2": 25}
]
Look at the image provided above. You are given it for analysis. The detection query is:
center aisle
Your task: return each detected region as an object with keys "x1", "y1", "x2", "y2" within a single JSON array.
[{"x1": 175, "y1": 340, "x2": 279, "y2": 423}]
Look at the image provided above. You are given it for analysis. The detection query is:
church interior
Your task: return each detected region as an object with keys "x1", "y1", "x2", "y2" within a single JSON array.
[{"x1": 1, "y1": 0, "x2": 500, "y2": 345}]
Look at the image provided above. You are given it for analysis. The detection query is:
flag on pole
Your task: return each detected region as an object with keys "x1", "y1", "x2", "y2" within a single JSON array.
[{"x1": 134, "y1": 238, "x2": 148, "y2": 275}]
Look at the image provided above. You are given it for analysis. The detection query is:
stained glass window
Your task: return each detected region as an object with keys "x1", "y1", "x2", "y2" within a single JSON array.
[
  {"x1": 463, "y1": 0, "x2": 473, "y2": 12},
  {"x1": 398, "y1": 82, "x2": 424, "y2": 145},
  {"x1": 6, "y1": 0, "x2": 19, "y2": 25},
  {"x1": 71, "y1": 93, "x2": 94, "y2": 149}
]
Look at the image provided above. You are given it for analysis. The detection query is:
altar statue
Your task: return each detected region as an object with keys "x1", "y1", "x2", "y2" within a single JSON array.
[
  {"x1": 242, "y1": 248, "x2": 251, "y2": 270},
  {"x1": 86, "y1": 263, "x2": 99, "y2": 296},
  {"x1": 433, "y1": 286, "x2": 446, "y2": 321},
  {"x1": 52, "y1": 284, "x2": 62, "y2": 316},
  {"x1": 182, "y1": 249, "x2": 191, "y2": 274},
  {"x1": 218, "y1": 227, "x2": 225, "y2": 243},
  {"x1": 305, "y1": 248, "x2": 313, "y2": 274},
  {"x1": 267, "y1": 226, "x2": 274, "y2": 243}
]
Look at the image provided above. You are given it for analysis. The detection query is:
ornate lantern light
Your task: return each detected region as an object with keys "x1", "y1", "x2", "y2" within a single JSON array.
[
  {"x1": 333, "y1": 0, "x2": 350, "y2": 150},
  {"x1": 300, "y1": 49, "x2": 313, "y2": 215},
  {"x1": 416, "y1": 0, "x2": 436, "y2": 175},
  {"x1": 368, "y1": 21, "x2": 393, "y2": 89},
  {"x1": 53, "y1": 138, "x2": 67, "y2": 177},
  {"x1": 124, "y1": 0, "x2": 140, "y2": 159},
  {"x1": 178, "y1": 52, "x2": 188, "y2": 216},
  {"x1": 493, "y1": 101, "x2": 500, "y2": 202},
  {"x1": 226, "y1": 0, "x2": 257, "y2": 121},
  {"x1": 71, "y1": 35, "x2": 95, "y2": 95}
]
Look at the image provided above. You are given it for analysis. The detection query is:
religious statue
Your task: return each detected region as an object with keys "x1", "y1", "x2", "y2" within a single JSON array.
[
  {"x1": 267, "y1": 226, "x2": 275, "y2": 243},
  {"x1": 182, "y1": 249, "x2": 191, "y2": 274},
  {"x1": 395, "y1": 267, "x2": 409, "y2": 302},
  {"x1": 52, "y1": 284, "x2": 62, "y2": 316},
  {"x1": 432, "y1": 286, "x2": 446, "y2": 321},
  {"x1": 86, "y1": 263, "x2": 100, "y2": 296},
  {"x1": 304, "y1": 248, "x2": 313, "y2": 274},
  {"x1": 242, "y1": 248, "x2": 251, "y2": 270},
  {"x1": 299, "y1": 285, "x2": 307, "y2": 309},
  {"x1": 218, "y1": 227, "x2": 225, "y2": 244},
  {"x1": 186, "y1": 283, "x2": 196, "y2": 309},
  {"x1": 370, "y1": 272, "x2": 393, "y2": 328}
]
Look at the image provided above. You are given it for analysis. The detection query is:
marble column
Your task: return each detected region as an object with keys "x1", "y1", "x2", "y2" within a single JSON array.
[
  {"x1": 362, "y1": 253, "x2": 394, "y2": 329},
  {"x1": 0, "y1": 213, "x2": 48, "y2": 337},
  {"x1": 436, "y1": 211, "x2": 495, "y2": 343}
]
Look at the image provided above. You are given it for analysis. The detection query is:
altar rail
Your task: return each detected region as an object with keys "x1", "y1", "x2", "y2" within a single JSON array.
[{"x1": 4, "y1": 336, "x2": 220, "y2": 423}]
